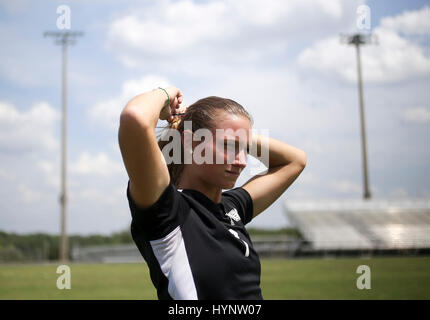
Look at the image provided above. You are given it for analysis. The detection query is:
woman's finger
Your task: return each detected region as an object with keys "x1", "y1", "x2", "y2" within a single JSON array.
[
  {"x1": 173, "y1": 96, "x2": 179, "y2": 109},
  {"x1": 172, "y1": 104, "x2": 188, "y2": 115}
]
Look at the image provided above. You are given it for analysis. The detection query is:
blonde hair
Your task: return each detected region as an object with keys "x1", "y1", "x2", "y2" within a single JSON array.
[{"x1": 157, "y1": 96, "x2": 253, "y2": 187}]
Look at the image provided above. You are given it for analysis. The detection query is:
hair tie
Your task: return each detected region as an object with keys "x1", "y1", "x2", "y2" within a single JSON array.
[{"x1": 158, "y1": 87, "x2": 170, "y2": 110}]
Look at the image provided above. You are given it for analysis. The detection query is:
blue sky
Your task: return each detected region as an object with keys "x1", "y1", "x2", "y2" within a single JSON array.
[{"x1": 0, "y1": 0, "x2": 429, "y2": 235}]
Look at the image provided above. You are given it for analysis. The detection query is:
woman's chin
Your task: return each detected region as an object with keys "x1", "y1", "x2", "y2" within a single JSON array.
[{"x1": 221, "y1": 179, "x2": 237, "y2": 189}]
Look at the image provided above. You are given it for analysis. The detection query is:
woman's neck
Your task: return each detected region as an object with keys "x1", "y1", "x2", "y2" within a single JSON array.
[{"x1": 178, "y1": 174, "x2": 222, "y2": 204}]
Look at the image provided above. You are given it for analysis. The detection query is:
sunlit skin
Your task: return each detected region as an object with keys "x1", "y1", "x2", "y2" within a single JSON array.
[{"x1": 178, "y1": 112, "x2": 251, "y2": 204}]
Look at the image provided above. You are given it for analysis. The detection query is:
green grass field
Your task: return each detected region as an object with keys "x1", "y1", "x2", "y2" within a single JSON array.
[{"x1": 1, "y1": 256, "x2": 429, "y2": 299}]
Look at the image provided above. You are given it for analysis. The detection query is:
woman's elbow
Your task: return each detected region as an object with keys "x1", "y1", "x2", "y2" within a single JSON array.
[
  {"x1": 295, "y1": 150, "x2": 307, "y2": 168},
  {"x1": 120, "y1": 107, "x2": 151, "y2": 131}
]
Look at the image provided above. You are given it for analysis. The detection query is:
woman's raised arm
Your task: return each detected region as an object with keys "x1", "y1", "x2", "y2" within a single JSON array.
[
  {"x1": 118, "y1": 87, "x2": 183, "y2": 209},
  {"x1": 242, "y1": 133, "x2": 306, "y2": 218}
]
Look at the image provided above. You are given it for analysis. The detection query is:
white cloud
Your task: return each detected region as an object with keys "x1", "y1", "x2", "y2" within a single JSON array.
[
  {"x1": 36, "y1": 160, "x2": 55, "y2": 175},
  {"x1": 109, "y1": 1, "x2": 231, "y2": 54},
  {"x1": 380, "y1": 6, "x2": 430, "y2": 36},
  {"x1": 0, "y1": 101, "x2": 59, "y2": 154},
  {"x1": 18, "y1": 183, "x2": 43, "y2": 203},
  {"x1": 69, "y1": 151, "x2": 123, "y2": 177},
  {"x1": 106, "y1": 0, "x2": 232, "y2": 67},
  {"x1": 36, "y1": 160, "x2": 60, "y2": 189},
  {"x1": 89, "y1": 74, "x2": 171, "y2": 130},
  {"x1": 106, "y1": 0, "x2": 361, "y2": 68},
  {"x1": 0, "y1": 168, "x2": 15, "y2": 182},
  {"x1": 70, "y1": 185, "x2": 124, "y2": 206},
  {"x1": 402, "y1": 106, "x2": 430, "y2": 124},
  {"x1": 298, "y1": 6, "x2": 430, "y2": 83}
]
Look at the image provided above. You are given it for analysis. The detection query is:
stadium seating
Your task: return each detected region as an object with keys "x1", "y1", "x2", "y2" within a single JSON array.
[{"x1": 284, "y1": 198, "x2": 430, "y2": 251}]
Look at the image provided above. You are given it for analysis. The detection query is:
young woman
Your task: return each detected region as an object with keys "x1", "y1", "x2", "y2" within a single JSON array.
[{"x1": 118, "y1": 86, "x2": 306, "y2": 300}]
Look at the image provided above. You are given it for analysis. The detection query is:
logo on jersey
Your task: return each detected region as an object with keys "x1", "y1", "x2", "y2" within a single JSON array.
[{"x1": 225, "y1": 208, "x2": 240, "y2": 225}]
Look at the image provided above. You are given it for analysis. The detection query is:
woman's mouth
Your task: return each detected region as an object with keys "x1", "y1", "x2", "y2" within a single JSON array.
[{"x1": 225, "y1": 170, "x2": 240, "y2": 177}]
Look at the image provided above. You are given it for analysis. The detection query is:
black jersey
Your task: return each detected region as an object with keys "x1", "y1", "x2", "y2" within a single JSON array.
[{"x1": 127, "y1": 179, "x2": 263, "y2": 300}]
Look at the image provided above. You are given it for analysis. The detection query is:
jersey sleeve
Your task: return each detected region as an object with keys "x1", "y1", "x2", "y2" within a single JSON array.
[
  {"x1": 127, "y1": 179, "x2": 186, "y2": 241},
  {"x1": 222, "y1": 187, "x2": 254, "y2": 225}
]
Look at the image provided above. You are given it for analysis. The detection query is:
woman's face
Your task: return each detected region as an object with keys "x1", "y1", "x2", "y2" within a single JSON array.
[{"x1": 190, "y1": 113, "x2": 252, "y2": 189}]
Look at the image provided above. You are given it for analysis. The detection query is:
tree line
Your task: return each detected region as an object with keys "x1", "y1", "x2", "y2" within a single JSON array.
[
  {"x1": 0, "y1": 227, "x2": 300, "y2": 262},
  {"x1": 0, "y1": 229, "x2": 133, "y2": 262}
]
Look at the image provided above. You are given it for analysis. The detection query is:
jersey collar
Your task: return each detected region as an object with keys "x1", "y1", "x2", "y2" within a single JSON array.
[{"x1": 181, "y1": 188, "x2": 225, "y2": 216}]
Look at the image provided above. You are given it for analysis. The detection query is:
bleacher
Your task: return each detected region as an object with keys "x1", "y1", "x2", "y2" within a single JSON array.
[{"x1": 284, "y1": 198, "x2": 430, "y2": 253}]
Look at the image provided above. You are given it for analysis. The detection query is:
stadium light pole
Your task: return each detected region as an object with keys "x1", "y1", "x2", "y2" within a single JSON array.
[
  {"x1": 340, "y1": 33, "x2": 376, "y2": 200},
  {"x1": 44, "y1": 31, "x2": 83, "y2": 262}
]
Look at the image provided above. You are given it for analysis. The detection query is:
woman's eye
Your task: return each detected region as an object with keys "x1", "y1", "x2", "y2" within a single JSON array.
[{"x1": 224, "y1": 141, "x2": 248, "y2": 152}]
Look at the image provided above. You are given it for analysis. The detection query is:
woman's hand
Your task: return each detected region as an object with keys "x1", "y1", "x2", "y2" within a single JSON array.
[{"x1": 159, "y1": 86, "x2": 184, "y2": 122}]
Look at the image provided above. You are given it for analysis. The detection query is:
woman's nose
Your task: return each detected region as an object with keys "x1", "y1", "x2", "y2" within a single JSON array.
[{"x1": 234, "y1": 149, "x2": 247, "y2": 168}]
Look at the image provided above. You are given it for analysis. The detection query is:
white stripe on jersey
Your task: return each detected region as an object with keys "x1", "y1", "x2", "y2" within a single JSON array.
[{"x1": 150, "y1": 226, "x2": 198, "y2": 300}]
